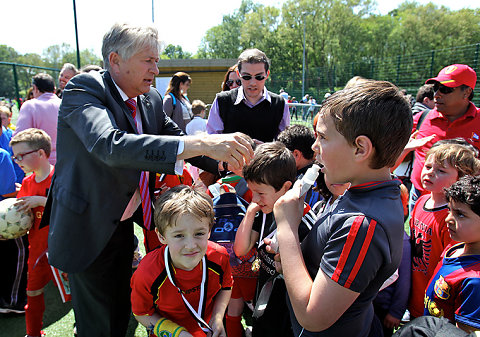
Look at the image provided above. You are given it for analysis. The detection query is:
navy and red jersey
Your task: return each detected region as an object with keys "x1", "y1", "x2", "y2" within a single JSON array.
[
  {"x1": 424, "y1": 243, "x2": 480, "y2": 329},
  {"x1": 131, "y1": 241, "x2": 233, "y2": 337},
  {"x1": 291, "y1": 180, "x2": 405, "y2": 337}
]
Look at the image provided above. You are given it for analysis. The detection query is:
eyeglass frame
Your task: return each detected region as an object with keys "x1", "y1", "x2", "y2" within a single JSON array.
[
  {"x1": 11, "y1": 149, "x2": 39, "y2": 162},
  {"x1": 239, "y1": 74, "x2": 268, "y2": 81}
]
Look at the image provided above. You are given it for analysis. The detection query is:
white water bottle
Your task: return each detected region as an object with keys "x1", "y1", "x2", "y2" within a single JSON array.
[{"x1": 298, "y1": 164, "x2": 321, "y2": 197}]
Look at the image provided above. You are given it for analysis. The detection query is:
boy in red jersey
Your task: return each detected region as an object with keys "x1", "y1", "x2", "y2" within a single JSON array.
[
  {"x1": 409, "y1": 143, "x2": 480, "y2": 318},
  {"x1": 9, "y1": 128, "x2": 54, "y2": 337},
  {"x1": 131, "y1": 185, "x2": 232, "y2": 337}
]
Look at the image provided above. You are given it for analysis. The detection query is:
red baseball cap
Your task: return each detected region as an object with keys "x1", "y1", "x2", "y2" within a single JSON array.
[{"x1": 426, "y1": 64, "x2": 477, "y2": 89}]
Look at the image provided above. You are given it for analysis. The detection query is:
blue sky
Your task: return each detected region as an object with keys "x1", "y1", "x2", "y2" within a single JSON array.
[{"x1": 0, "y1": 0, "x2": 477, "y2": 58}]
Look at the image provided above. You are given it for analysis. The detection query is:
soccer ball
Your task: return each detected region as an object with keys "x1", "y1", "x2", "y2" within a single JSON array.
[{"x1": 0, "y1": 198, "x2": 34, "y2": 240}]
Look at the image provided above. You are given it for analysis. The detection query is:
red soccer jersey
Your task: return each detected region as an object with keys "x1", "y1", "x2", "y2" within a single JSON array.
[
  {"x1": 131, "y1": 241, "x2": 233, "y2": 337},
  {"x1": 408, "y1": 194, "x2": 457, "y2": 317},
  {"x1": 411, "y1": 103, "x2": 480, "y2": 192},
  {"x1": 17, "y1": 169, "x2": 54, "y2": 263}
]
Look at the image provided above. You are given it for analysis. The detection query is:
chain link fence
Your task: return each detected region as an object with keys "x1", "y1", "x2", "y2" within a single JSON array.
[
  {"x1": 270, "y1": 43, "x2": 480, "y2": 107},
  {"x1": 0, "y1": 62, "x2": 60, "y2": 103}
]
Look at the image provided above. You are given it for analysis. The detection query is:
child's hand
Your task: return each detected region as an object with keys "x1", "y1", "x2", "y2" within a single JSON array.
[
  {"x1": 265, "y1": 239, "x2": 283, "y2": 274},
  {"x1": 15, "y1": 196, "x2": 47, "y2": 212},
  {"x1": 247, "y1": 202, "x2": 261, "y2": 214},
  {"x1": 273, "y1": 181, "x2": 304, "y2": 231},
  {"x1": 208, "y1": 317, "x2": 226, "y2": 337},
  {"x1": 383, "y1": 313, "x2": 400, "y2": 330}
]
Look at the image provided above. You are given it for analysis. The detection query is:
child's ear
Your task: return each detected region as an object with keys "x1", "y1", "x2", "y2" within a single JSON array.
[
  {"x1": 353, "y1": 135, "x2": 373, "y2": 163},
  {"x1": 282, "y1": 180, "x2": 293, "y2": 192},
  {"x1": 155, "y1": 228, "x2": 167, "y2": 245},
  {"x1": 207, "y1": 230, "x2": 211, "y2": 240}
]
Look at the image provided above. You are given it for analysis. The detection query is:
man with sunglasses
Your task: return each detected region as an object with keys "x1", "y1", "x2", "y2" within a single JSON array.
[
  {"x1": 207, "y1": 48, "x2": 290, "y2": 143},
  {"x1": 407, "y1": 64, "x2": 479, "y2": 211}
]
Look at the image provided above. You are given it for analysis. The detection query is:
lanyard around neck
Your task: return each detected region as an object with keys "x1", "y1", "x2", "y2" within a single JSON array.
[{"x1": 164, "y1": 246, "x2": 213, "y2": 334}]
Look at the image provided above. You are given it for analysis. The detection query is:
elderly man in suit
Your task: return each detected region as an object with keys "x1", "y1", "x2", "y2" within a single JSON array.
[{"x1": 45, "y1": 23, "x2": 253, "y2": 337}]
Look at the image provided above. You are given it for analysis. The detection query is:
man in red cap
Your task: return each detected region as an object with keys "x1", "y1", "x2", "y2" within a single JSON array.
[{"x1": 406, "y1": 64, "x2": 479, "y2": 211}]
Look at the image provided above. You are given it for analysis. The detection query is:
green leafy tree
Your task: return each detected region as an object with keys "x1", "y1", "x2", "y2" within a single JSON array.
[{"x1": 161, "y1": 44, "x2": 192, "y2": 59}]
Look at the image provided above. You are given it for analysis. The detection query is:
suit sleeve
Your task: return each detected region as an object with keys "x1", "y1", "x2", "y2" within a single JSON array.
[{"x1": 59, "y1": 73, "x2": 180, "y2": 173}]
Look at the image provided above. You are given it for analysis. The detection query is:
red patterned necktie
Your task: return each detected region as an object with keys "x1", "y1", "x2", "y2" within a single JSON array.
[{"x1": 125, "y1": 98, "x2": 152, "y2": 230}]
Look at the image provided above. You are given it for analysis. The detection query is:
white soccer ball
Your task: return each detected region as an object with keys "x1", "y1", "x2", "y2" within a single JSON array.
[{"x1": 0, "y1": 198, "x2": 34, "y2": 240}]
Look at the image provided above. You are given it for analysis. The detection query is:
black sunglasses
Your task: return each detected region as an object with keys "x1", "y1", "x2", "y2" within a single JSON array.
[
  {"x1": 240, "y1": 74, "x2": 267, "y2": 81},
  {"x1": 226, "y1": 79, "x2": 242, "y2": 87},
  {"x1": 433, "y1": 83, "x2": 456, "y2": 94}
]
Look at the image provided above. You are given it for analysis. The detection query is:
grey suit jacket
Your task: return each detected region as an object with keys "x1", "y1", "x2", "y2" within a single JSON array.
[{"x1": 46, "y1": 70, "x2": 212, "y2": 272}]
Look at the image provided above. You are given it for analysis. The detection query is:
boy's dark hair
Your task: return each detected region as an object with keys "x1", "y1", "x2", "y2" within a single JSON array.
[
  {"x1": 237, "y1": 48, "x2": 270, "y2": 73},
  {"x1": 445, "y1": 175, "x2": 480, "y2": 217},
  {"x1": 243, "y1": 142, "x2": 296, "y2": 191},
  {"x1": 32, "y1": 73, "x2": 56, "y2": 93},
  {"x1": 10, "y1": 128, "x2": 52, "y2": 157},
  {"x1": 191, "y1": 100, "x2": 206, "y2": 116},
  {"x1": 320, "y1": 79, "x2": 413, "y2": 169},
  {"x1": 153, "y1": 185, "x2": 214, "y2": 235},
  {"x1": 277, "y1": 125, "x2": 315, "y2": 161},
  {"x1": 415, "y1": 84, "x2": 434, "y2": 103}
]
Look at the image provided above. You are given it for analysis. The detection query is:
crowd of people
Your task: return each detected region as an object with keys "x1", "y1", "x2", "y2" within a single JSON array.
[{"x1": 1, "y1": 21, "x2": 480, "y2": 337}]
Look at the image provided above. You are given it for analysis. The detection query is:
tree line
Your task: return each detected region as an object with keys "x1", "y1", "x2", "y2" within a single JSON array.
[{"x1": 1, "y1": 0, "x2": 479, "y2": 98}]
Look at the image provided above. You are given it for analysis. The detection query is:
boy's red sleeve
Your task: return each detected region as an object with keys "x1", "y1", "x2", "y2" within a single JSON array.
[{"x1": 130, "y1": 265, "x2": 156, "y2": 316}]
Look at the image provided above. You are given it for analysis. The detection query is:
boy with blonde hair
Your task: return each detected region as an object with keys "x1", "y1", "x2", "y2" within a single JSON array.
[
  {"x1": 409, "y1": 143, "x2": 480, "y2": 318},
  {"x1": 9, "y1": 128, "x2": 54, "y2": 337},
  {"x1": 273, "y1": 80, "x2": 412, "y2": 336},
  {"x1": 131, "y1": 185, "x2": 233, "y2": 337}
]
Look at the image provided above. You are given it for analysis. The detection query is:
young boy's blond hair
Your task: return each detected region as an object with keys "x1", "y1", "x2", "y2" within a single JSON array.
[
  {"x1": 153, "y1": 185, "x2": 214, "y2": 235},
  {"x1": 10, "y1": 128, "x2": 52, "y2": 157},
  {"x1": 426, "y1": 143, "x2": 480, "y2": 178}
]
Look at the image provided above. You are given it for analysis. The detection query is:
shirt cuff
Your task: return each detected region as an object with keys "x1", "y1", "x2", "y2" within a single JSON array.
[{"x1": 175, "y1": 140, "x2": 185, "y2": 175}]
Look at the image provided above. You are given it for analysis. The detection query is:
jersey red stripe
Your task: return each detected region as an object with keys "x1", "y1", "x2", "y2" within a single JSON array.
[
  {"x1": 344, "y1": 219, "x2": 377, "y2": 288},
  {"x1": 332, "y1": 216, "x2": 364, "y2": 283}
]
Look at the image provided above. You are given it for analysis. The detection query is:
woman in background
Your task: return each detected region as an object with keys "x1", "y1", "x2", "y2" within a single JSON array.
[
  {"x1": 163, "y1": 72, "x2": 192, "y2": 132},
  {"x1": 221, "y1": 65, "x2": 241, "y2": 91}
]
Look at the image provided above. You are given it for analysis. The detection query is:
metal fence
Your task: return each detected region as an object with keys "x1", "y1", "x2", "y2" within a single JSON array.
[
  {"x1": 269, "y1": 43, "x2": 480, "y2": 107},
  {"x1": 0, "y1": 62, "x2": 60, "y2": 102},
  {"x1": 2, "y1": 43, "x2": 480, "y2": 107}
]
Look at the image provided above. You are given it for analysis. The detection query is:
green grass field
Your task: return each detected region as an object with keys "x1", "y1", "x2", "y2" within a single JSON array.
[{"x1": 0, "y1": 225, "x2": 149, "y2": 337}]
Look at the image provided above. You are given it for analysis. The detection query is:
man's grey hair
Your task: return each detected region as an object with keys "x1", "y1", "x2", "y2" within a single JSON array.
[
  {"x1": 60, "y1": 63, "x2": 79, "y2": 75},
  {"x1": 102, "y1": 23, "x2": 160, "y2": 71}
]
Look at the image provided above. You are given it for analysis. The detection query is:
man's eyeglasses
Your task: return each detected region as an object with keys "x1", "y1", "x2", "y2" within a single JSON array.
[
  {"x1": 433, "y1": 83, "x2": 456, "y2": 94},
  {"x1": 226, "y1": 79, "x2": 242, "y2": 87},
  {"x1": 11, "y1": 149, "x2": 39, "y2": 162},
  {"x1": 240, "y1": 74, "x2": 267, "y2": 81}
]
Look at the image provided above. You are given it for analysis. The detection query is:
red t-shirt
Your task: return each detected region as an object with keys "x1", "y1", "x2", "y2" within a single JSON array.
[
  {"x1": 17, "y1": 169, "x2": 54, "y2": 264},
  {"x1": 131, "y1": 241, "x2": 233, "y2": 337},
  {"x1": 408, "y1": 194, "x2": 456, "y2": 317},
  {"x1": 411, "y1": 103, "x2": 480, "y2": 192}
]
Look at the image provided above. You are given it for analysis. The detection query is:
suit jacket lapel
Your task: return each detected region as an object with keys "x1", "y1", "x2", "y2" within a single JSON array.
[
  {"x1": 137, "y1": 93, "x2": 154, "y2": 135},
  {"x1": 104, "y1": 71, "x2": 138, "y2": 132}
]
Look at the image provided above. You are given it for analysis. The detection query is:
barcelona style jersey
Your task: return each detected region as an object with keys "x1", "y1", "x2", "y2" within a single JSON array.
[{"x1": 424, "y1": 243, "x2": 480, "y2": 329}]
